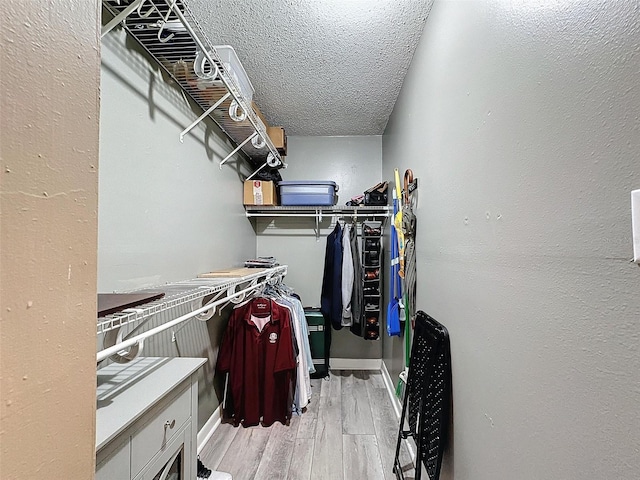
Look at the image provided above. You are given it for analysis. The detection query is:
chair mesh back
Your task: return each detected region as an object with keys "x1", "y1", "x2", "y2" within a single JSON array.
[{"x1": 405, "y1": 311, "x2": 451, "y2": 480}]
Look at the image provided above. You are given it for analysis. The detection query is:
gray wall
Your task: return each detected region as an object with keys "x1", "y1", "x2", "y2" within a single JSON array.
[
  {"x1": 382, "y1": 1, "x2": 640, "y2": 479},
  {"x1": 256, "y1": 135, "x2": 384, "y2": 359},
  {"x1": 99, "y1": 27, "x2": 256, "y2": 430},
  {"x1": 99, "y1": 29, "x2": 256, "y2": 292}
]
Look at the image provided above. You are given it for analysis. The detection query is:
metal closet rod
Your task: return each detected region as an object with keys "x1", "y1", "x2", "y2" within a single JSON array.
[
  {"x1": 96, "y1": 266, "x2": 287, "y2": 363},
  {"x1": 245, "y1": 213, "x2": 392, "y2": 218}
]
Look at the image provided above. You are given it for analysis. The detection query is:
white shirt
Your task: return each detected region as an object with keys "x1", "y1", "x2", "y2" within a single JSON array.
[{"x1": 341, "y1": 223, "x2": 354, "y2": 326}]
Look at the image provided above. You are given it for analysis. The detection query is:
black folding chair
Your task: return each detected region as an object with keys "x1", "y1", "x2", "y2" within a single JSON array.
[{"x1": 393, "y1": 311, "x2": 452, "y2": 480}]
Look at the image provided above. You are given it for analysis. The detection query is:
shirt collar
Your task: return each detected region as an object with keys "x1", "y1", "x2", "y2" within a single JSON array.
[{"x1": 241, "y1": 298, "x2": 281, "y2": 325}]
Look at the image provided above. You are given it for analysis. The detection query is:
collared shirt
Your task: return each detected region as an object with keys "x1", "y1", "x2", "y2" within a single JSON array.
[
  {"x1": 275, "y1": 297, "x2": 312, "y2": 414},
  {"x1": 217, "y1": 298, "x2": 296, "y2": 427}
]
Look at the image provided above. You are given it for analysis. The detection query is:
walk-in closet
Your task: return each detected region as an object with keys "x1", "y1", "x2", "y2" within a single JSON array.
[{"x1": 2, "y1": 1, "x2": 640, "y2": 480}]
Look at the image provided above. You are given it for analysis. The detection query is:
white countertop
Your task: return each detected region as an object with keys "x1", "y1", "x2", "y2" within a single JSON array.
[{"x1": 96, "y1": 357, "x2": 206, "y2": 451}]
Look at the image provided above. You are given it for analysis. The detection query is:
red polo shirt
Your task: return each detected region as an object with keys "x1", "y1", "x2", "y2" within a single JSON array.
[{"x1": 217, "y1": 298, "x2": 296, "y2": 427}]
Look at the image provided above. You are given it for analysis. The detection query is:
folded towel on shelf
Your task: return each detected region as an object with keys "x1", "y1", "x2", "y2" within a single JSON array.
[{"x1": 244, "y1": 256, "x2": 279, "y2": 268}]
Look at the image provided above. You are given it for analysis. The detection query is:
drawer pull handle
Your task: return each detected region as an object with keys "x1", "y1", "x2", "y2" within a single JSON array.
[{"x1": 164, "y1": 419, "x2": 176, "y2": 430}]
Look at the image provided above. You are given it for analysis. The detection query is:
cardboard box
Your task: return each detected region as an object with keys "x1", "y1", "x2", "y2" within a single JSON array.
[
  {"x1": 267, "y1": 126, "x2": 287, "y2": 156},
  {"x1": 243, "y1": 180, "x2": 276, "y2": 206},
  {"x1": 251, "y1": 101, "x2": 270, "y2": 129}
]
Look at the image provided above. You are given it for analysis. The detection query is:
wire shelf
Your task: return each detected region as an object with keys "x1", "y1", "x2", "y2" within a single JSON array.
[
  {"x1": 101, "y1": 0, "x2": 282, "y2": 170},
  {"x1": 245, "y1": 205, "x2": 393, "y2": 216},
  {"x1": 97, "y1": 265, "x2": 288, "y2": 335},
  {"x1": 244, "y1": 205, "x2": 391, "y2": 240}
]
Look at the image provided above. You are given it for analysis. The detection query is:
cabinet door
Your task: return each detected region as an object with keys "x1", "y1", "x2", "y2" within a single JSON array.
[
  {"x1": 133, "y1": 427, "x2": 191, "y2": 480},
  {"x1": 96, "y1": 440, "x2": 130, "y2": 480}
]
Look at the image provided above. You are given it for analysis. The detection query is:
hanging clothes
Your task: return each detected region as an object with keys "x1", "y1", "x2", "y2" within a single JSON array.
[
  {"x1": 394, "y1": 168, "x2": 406, "y2": 278},
  {"x1": 217, "y1": 297, "x2": 296, "y2": 427},
  {"x1": 387, "y1": 201, "x2": 402, "y2": 337},
  {"x1": 403, "y1": 169, "x2": 417, "y2": 326},
  {"x1": 274, "y1": 293, "x2": 313, "y2": 414},
  {"x1": 277, "y1": 291, "x2": 314, "y2": 375},
  {"x1": 258, "y1": 283, "x2": 315, "y2": 414},
  {"x1": 349, "y1": 222, "x2": 363, "y2": 336},
  {"x1": 320, "y1": 222, "x2": 343, "y2": 330},
  {"x1": 341, "y1": 223, "x2": 354, "y2": 326},
  {"x1": 387, "y1": 189, "x2": 402, "y2": 337}
]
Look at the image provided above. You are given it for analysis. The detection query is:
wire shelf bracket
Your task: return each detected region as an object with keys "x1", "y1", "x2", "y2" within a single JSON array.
[
  {"x1": 179, "y1": 92, "x2": 230, "y2": 143},
  {"x1": 220, "y1": 131, "x2": 257, "y2": 168}
]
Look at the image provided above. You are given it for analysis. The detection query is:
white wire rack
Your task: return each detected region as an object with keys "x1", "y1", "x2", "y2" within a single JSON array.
[
  {"x1": 245, "y1": 205, "x2": 392, "y2": 240},
  {"x1": 244, "y1": 205, "x2": 393, "y2": 218},
  {"x1": 101, "y1": 0, "x2": 284, "y2": 179},
  {"x1": 96, "y1": 265, "x2": 287, "y2": 362},
  {"x1": 97, "y1": 265, "x2": 287, "y2": 335}
]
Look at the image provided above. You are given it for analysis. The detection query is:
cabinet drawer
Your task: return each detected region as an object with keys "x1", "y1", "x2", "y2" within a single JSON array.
[{"x1": 131, "y1": 385, "x2": 191, "y2": 477}]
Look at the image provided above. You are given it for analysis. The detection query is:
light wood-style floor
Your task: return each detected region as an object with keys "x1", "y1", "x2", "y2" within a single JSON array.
[{"x1": 199, "y1": 370, "x2": 415, "y2": 480}]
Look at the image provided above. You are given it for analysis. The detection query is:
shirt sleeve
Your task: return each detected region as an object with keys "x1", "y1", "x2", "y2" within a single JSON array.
[
  {"x1": 274, "y1": 308, "x2": 297, "y2": 373},
  {"x1": 216, "y1": 308, "x2": 238, "y2": 373}
]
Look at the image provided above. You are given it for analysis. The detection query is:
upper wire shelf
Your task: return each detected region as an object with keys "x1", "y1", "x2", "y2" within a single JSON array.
[
  {"x1": 244, "y1": 205, "x2": 392, "y2": 240},
  {"x1": 244, "y1": 205, "x2": 393, "y2": 217},
  {"x1": 101, "y1": 0, "x2": 284, "y2": 178}
]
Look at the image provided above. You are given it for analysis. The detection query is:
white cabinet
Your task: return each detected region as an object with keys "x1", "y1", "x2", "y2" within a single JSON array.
[
  {"x1": 96, "y1": 357, "x2": 206, "y2": 480},
  {"x1": 96, "y1": 440, "x2": 130, "y2": 480}
]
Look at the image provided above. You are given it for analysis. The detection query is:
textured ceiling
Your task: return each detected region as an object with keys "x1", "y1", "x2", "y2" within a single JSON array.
[{"x1": 186, "y1": 0, "x2": 433, "y2": 136}]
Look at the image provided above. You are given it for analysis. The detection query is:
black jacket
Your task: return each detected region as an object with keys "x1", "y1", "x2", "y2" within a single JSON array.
[{"x1": 320, "y1": 222, "x2": 343, "y2": 330}]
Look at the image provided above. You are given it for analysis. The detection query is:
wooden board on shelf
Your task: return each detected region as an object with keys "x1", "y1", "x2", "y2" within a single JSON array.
[
  {"x1": 97, "y1": 292, "x2": 165, "y2": 317},
  {"x1": 198, "y1": 267, "x2": 267, "y2": 278}
]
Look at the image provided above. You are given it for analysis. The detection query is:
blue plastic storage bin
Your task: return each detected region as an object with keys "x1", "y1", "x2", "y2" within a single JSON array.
[{"x1": 278, "y1": 181, "x2": 338, "y2": 206}]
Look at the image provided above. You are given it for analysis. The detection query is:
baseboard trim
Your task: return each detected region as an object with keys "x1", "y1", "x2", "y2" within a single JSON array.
[
  {"x1": 381, "y1": 360, "x2": 416, "y2": 461},
  {"x1": 197, "y1": 405, "x2": 222, "y2": 454},
  {"x1": 330, "y1": 357, "x2": 382, "y2": 370},
  {"x1": 380, "y1": 360, "x2": 403, "y2": 419}
]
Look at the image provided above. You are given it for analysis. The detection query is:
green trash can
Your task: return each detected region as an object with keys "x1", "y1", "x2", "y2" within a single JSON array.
[{"x1": 305, "y1": 308, "x2": 329, "y2": 378}]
